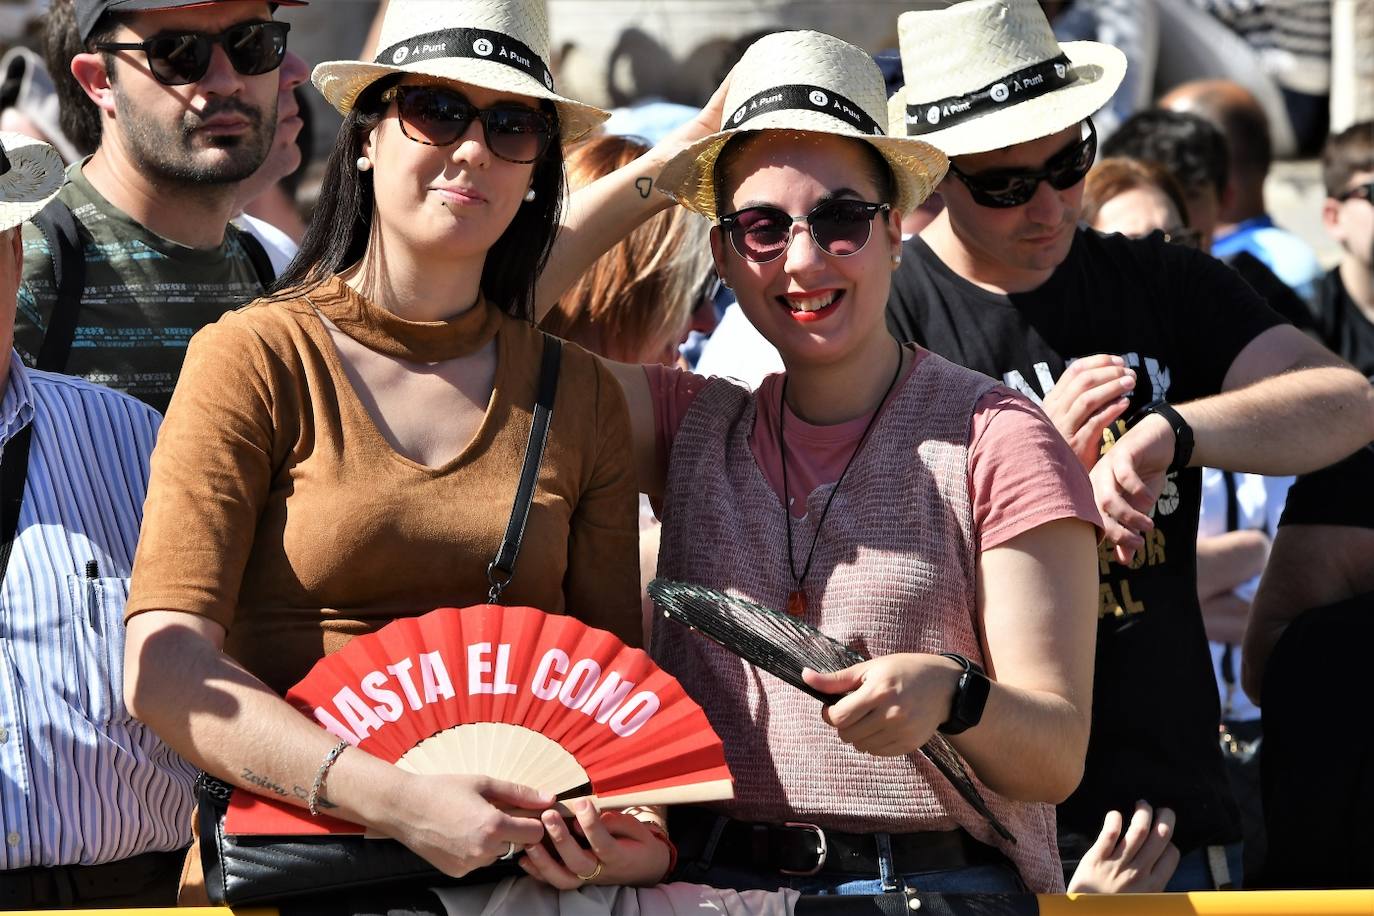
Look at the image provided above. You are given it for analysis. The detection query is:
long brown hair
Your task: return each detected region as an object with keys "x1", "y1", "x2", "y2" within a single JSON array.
[{"x1": 541, "y1": 133, "x2": 711, "y2": 363}]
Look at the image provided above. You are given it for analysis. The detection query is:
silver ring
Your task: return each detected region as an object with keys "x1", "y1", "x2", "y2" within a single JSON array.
[{"x1": 499, "y1": 841, "x2": 518, "y2": 861}]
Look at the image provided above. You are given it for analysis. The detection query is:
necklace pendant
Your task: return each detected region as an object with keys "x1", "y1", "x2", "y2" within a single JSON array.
[{"x1": 786, "y1": 588, "x2": 808, "y2": 617}]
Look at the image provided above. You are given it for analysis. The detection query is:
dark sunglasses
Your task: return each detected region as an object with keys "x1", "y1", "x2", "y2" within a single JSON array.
[
  {"x1": 949, "y1": 117, "x2": 1097, "y2": 208},
  {"x1": 380, "y1": 85, "x2": 554, "y2": 165},
  {"x1": 718, "y1": 199, "x2": 891, "y2": 263},
  {"x1": 1337, "y1": 181, "x2": 1374, "y2": 204},
  {"x1": 96, "y1": 21, "x2": 290, "y2": 87}
]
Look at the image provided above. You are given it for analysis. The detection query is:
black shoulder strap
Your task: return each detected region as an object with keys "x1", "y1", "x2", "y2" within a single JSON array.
[
  {"x1": 1222, "y1": 470, "x2": 1239, "y2": 534},
  {"x1": 30, "y1": 198, "x2": 86, "y2": 373},
  {"x1": 235, "y1": 225, "x2": 277, "y2": 292},
  {"x1": 487, "y1": 333, "x2": 562, "y2": 603},
  {"x1": 0, "y1": 425, "x2": 34, "y2": 588}
]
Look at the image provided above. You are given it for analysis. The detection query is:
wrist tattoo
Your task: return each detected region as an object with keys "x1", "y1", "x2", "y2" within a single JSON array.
[
  {"x1": 635, "y1": 177, "x2": 653, "y2": 199},
  {"x1": 240, "y1": 767, "x2": 288, "y2": 797}
]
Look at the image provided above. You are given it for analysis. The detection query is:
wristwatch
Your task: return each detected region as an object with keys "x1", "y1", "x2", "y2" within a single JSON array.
[
  {"x1": 1134, "y1": 399, "x2": 1195, "y2": 472},
  {"x1": 937, "y1": 653, "x2": 990, "y2": 736}
]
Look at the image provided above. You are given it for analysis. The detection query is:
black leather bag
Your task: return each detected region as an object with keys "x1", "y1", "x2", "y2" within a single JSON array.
[
  {"x1": 197, "y1": 336, "x2": 563, "y2": 906},
  {"x1": 198, "y1": 774, "x2": 512, "y2": 906}
]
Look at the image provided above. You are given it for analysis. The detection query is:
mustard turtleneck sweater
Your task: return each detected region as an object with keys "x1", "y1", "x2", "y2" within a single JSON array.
[{"x1": 127, "y1": 276, "x2": 642, "y2": 695}]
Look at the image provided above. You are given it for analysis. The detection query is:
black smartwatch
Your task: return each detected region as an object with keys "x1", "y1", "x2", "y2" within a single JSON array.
[
  {"x1": 937, "y1": 653, "x2": 990, "y2": 736},
  {"x1": 1134, "y1": 399, "x2": 1194, "y2": 472}
]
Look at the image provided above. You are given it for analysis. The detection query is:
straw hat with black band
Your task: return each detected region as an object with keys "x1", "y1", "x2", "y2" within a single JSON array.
[
  {"x1": 0, "y1": 132, "x2": 65, "y2": 234},
  {"x1": 886, "y1": 0, "x2": 1126, "y2": 158},
  {"x1": 75, "y1": 0, "x2": 308, "y2": 44},
  {"x1": 657, "y1": 30, "x2": 948, "y2": 223},
  {"x1": 313, "y1": 0, "x2": 608, "y2": 143}
]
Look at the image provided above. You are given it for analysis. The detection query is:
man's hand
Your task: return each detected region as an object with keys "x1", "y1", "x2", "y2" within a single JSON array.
[
  {"x1": 1041, "y1": 355, "x2": 1136, "y2": 470},
  {"x1": 1091, "y1": 412, "x2": 1176, "y2": 563},
  {"x1": 1067, "y1": 802, "x2": 1180, "y2": 894},
  {"x1": 803, "y1": 655, "x2": 962, "y2": 757},
  {"x1": 384, "y1": 773, "x2": 550, "y2": 878}
]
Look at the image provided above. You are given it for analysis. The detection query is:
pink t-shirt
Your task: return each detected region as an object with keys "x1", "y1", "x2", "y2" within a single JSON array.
[{"x1": 646, "y1": 347, "x2": 1100, "y2": 549}]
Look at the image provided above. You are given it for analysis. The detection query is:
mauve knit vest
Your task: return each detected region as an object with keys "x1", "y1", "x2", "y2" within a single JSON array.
[{"x1": 652, "y1": 352, "x2": 1063, "y2": 893}]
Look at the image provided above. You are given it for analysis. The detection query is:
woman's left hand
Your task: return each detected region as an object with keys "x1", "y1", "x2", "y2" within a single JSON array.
[
  {"x1": 519, "y1": 800, "x2": 671, "y2": 889},
  {"x1": 803, "y1": 654, "x2": 962, "y2": 756}
]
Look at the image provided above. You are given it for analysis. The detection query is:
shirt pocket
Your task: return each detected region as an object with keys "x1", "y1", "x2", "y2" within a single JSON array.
[{"x1": 64, "y1": 574, "x2": 132, "y2": 724}]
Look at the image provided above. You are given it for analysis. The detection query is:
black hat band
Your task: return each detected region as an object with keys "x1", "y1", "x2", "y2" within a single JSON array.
[
  {"x1": 728, "y1": 84, "x2": 884, "y2": 136},
  {"x1": 904, "y1": 54, "x2": 1078, "y2": 136},
  {"x1": 376, "y1": 27, "x2": 555, "y2": 94}
]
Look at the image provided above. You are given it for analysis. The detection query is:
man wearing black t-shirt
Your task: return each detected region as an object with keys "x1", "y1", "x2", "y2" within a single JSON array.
[
  {"x1": 1315, "y1": 122, "x2": 1374, "y2": 378},
  {"x1": 887, "y1": 0, "x2": 1374, "y2": 890}
]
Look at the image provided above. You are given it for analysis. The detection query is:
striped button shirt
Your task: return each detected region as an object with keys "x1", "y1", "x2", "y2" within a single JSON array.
[{"x1": 0, "y1": 354, "x2": 196, "y2": 867}]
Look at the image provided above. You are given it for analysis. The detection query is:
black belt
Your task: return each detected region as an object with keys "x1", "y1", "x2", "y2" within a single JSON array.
[
  {"x1": 671, "y1": 807, "x2": 1010, "y2": 878},
  {"x1": 0, "y1": 847, "x2": 185, "y2": 908}
]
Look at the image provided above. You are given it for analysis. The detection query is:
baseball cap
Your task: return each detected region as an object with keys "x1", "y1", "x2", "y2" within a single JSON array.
[{"x1": 76, "y1": 0, "x2": 307, "y2": 44}]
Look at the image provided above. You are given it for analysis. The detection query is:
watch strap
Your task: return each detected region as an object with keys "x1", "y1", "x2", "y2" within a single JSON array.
[
  {"x1": 1139, "y1": 399, "x2": 1194, "y2": 472},
  {"x1": 937, "y1": 652, "x2": 990, "y2": 736}
]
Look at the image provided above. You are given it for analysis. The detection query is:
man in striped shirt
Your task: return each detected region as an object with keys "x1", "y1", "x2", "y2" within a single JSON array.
[{"x1": 0, "y1": 133, "x2": 196, "y2": 906}]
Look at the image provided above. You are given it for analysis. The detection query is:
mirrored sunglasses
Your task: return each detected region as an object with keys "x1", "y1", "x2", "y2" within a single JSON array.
[
  {"x1": 718, "y1": 199, "x2": 891, "y2": 263},
  {"x1": 96, "y1": 21, "x2": 290, "y2": 87},
  {"x1": 380, "y1": 85, "x2": 554, "y2": 165},
  {"x1": 949, "y1": 117, "x2": 1097, "y2": 209}
]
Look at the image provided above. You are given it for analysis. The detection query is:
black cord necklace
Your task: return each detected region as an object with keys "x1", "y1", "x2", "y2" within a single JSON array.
[{"x1": 779, "y1": 338, "x2": 905, "y2": 616}]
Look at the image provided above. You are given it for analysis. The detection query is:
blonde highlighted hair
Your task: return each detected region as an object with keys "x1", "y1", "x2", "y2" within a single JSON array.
[{"x1": 542, "y1": 133, "x2": 712, "y2": 364}]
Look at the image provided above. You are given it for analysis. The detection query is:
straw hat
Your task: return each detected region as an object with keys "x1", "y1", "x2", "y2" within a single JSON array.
[
  {"x1": 657, "y1": 31, "x2": 948, "y2": 222},
  {"x1": 0, "y1": 132, "x2": 65, "y2": 233},
  {"x1": 886, "y1": 0, "x2": 1126, "y2": 157},
  {"x1": 312, "y1": 0, "x2": 608, "y2": 143}
]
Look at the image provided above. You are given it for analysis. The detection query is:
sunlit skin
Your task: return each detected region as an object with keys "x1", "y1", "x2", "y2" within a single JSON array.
[
  {"x1": 924, "y1": 122, "x2": 1085, "y2": 295},
  {"x1": 1323, "y1": 169, "x2": 1374, "y2": 319},
  {"x1": 1092, "y1": 186, "x2": 1184, "y2": 239},
  {"x1": 352, "y1": 79, "x2": 539, "y2": 319},
  {"x1": 710, "y1": 132, "x2": 904, "y2": 424},
  {"x1": 70, "y1": 1, "x2": 282, "y2": 247}
]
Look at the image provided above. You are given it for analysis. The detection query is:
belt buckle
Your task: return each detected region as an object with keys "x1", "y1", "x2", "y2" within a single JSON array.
[{"x1": 778, "y1": 822, "x2": 828, "y2": 876}]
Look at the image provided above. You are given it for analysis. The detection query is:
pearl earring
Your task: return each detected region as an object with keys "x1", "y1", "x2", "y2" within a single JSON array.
[
  {"x1": 524, "y1": 188, "x2": 537, "y2": 203},
  {"x1": 892, "y1": 253, "x2": 903, "y2": 268},
  {"x1": 356, "y1": 156, "x2": 372, "y2": 172}
]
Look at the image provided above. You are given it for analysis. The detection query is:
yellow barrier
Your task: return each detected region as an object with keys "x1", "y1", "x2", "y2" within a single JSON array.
[
  {"x1": 1040, "y1": 891, "x2": 1374, "y2": 915},
  {"x1": 5, "y1": 893, "x2": 1373, "y2": 914}
]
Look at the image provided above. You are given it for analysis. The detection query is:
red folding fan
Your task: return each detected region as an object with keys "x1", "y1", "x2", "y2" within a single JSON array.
[{"x1": 226, "y1": 605, "x2": 733, "y2": 836}]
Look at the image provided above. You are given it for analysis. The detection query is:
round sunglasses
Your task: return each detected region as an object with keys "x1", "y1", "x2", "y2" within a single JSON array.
[
  {"x1": 380, "y1": 85, "x2": 554, "y2": 165},
  {"x1": 718, "y1": 199, "x2": 891, "y2": 263},
  {"x1": 948, "y1": 117, "x2": 1097, "y2": 209},
  {"x1": 96, "y1": 21, "x2": 290, "y2": 87}
]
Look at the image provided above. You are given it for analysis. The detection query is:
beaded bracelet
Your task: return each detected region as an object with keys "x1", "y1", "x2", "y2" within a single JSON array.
[{"x1": 308, "y1": 740, "x2": 350, "y2": 816}]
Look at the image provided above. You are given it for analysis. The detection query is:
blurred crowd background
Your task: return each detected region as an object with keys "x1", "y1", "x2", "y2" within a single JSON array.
[{"x1": 2, "y1": 0, "x2": 1371, "y2": 269}]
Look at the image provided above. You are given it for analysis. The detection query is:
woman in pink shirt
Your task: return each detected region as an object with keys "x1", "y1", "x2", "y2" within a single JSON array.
[{"x1": 519, "y1": 31, "x2": 1101, "y2": 897}]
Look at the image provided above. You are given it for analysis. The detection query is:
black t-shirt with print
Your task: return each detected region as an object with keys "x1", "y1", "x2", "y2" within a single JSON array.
[
  {"x1": 1279, "y1": 444, "x2": 1374, "y2": 530},
  {"x1": 888, "y1": 227, "x2": 1286, "y2": 853}
]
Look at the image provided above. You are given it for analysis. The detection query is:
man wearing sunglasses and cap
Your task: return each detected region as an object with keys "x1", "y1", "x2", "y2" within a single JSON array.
[
  {"x1": 0, "y1": 133, "x2": 196, "y2": 908},
  {"x1": 11, "y1": 0, "x2": 305, "y2": 414},
  {"x1": 886, "y1": 0, "x2": 1374, "y2": 892}
]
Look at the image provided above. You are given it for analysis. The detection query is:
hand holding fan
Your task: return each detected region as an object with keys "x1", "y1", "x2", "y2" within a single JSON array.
[
  {"x1": 648, "y1": 577, "x2": 1015, "y2": 843},
  {"x1": 226, "y1": 605, "x2": 732, "y2": 836}
]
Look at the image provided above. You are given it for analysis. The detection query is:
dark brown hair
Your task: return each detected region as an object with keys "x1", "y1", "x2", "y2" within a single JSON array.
[
  {"x1": 1322, "y1": 121, "x2": 1374, "y2": 199},
  {"x1": 712, "y1": 130, "x2": 897, "y2": 217},
  {"x1": 275, "y1": 76, "x2": 566, "y2": 322}
]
